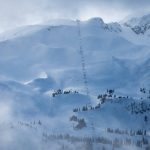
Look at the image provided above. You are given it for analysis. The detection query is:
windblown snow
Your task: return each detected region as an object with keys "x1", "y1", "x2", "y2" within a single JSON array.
[{"x1": 0, "y1": 14, "x2": 150, "y2": 150}]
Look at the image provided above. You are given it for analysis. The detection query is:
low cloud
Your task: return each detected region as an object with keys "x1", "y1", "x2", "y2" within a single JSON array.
[{"x1": 0, "y1": 0, "x2": 149, "y2": 33}]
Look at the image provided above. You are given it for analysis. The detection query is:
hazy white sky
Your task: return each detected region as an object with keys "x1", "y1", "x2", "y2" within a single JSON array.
[{"x1": 0, "y1": 0, "x2": 150, "y2": 32}]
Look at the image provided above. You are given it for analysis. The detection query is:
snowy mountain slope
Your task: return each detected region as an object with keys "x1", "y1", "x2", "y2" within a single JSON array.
[
  {"x1": 0, "y1": 14, "x2": 150, "y2": 150},
  {"x1": 0, "y1": 82, "x2": 149, "y2": 150},
  {"x1": 0, "y1": 17, "x2": 149, "y2": 95}
]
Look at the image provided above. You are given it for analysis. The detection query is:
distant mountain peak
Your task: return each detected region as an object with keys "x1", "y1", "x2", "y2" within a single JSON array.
[
  {"x1": 123, "y1": 13, "x2": 150, "y2": 34},
  {"x1": 85, "y1": 17, "x2": 105, "y2": 26},
  {"x1": 84, "y1": 17, "x2": 122, "y2": 33}
]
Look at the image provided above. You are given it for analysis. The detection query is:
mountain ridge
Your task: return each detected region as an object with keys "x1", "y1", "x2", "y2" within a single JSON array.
[{"x1": 0, "y1": 13, "x2": 150, "y2": 150}]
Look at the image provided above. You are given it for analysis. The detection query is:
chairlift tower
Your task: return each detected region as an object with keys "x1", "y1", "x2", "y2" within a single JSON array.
[
  {"x1": 77, "y1": 20, "x2": 89, "y2": 96},
  {"x1": 77, "y1": 19, "x2": 97, "y2": 139}
]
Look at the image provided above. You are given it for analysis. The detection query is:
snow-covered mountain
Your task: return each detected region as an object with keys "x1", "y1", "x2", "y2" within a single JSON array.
[
  {"x1": 123, "y1": 14, "x2": 150, "y2": 35},
  {"x1": 0, "y1": 14, "x2": 150, "y2": 150}
]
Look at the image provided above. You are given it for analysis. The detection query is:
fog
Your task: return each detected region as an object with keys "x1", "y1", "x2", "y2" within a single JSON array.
[{"x1": 0, "y1": 0, "x2": 149, "y2": 32}]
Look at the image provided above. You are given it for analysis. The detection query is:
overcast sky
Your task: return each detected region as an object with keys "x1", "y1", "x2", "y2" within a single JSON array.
[{"x1": 0, "y1": 0, "x2": 150, "y2": 33}]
